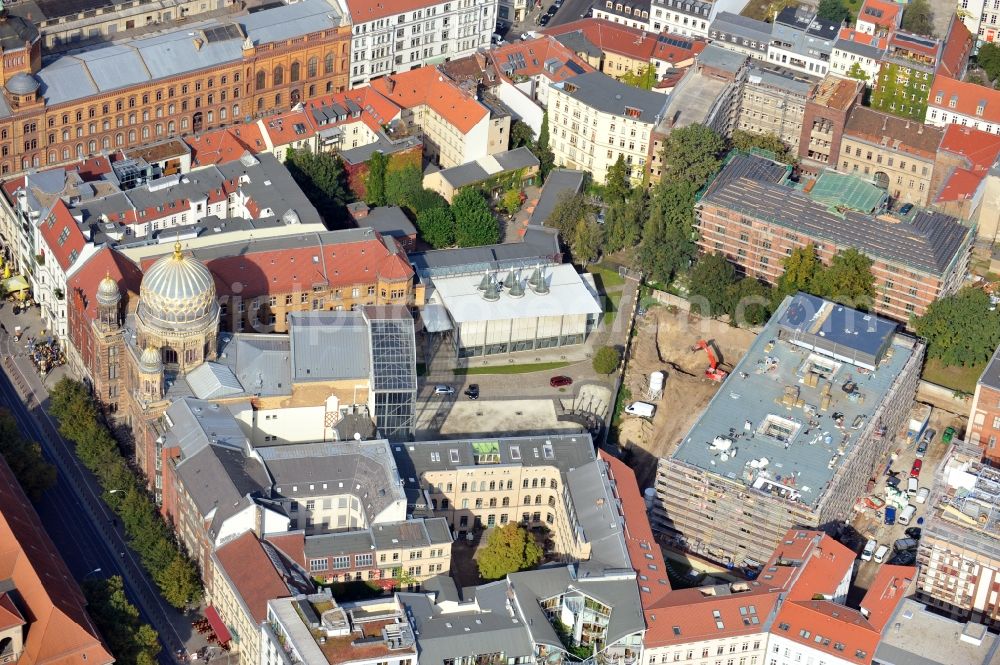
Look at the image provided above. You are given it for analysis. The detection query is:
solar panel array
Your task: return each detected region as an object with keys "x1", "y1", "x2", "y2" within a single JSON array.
[{"x1": 203, "y1": 24, "x2": 243, "y2": 43}]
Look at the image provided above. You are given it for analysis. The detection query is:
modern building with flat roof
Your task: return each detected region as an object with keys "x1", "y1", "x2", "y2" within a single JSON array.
[
  {"x1": 696, "y1": 154, "x2": 974, "y2": 322},
  {"x1": 652, "y1": 293, "x2": 923, "y2": 567},
  {"x1": 873, "y1": 597, "x2": 1000, "y2": 665},
  {"x1": 424, "y1": 262, "x2": 602, "y2": 358}
]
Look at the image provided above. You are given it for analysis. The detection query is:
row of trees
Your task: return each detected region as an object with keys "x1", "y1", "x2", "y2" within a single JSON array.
[
  {"x1": 285, "y1": 148, "x2": 353, "y2": 223},
  {"x1": 913, "y1": 287, "x2": 1000, "y2": 368},
  {"x1": 476, "y1": 523, "x2": 542, "y2": 581},
  {"x1": 0, "y1": 410, "x2": 55, "y2": 501},
  {"x1": 49, "y1": 378, "x2": 203, "y2": 609},
  {"x1": 84, "y1": 576, "x2": 161, "y2": 665}
]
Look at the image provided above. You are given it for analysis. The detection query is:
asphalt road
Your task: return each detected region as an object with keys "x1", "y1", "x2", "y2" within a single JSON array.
[
  {"x1": 0, "y1": 333, "x2": 195, "y2": 663},
  {"x1": 547, "y1": 0, "x2": 593, "y2": 27}
]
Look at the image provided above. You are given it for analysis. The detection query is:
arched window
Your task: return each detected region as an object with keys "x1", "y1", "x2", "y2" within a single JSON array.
[
  {"x1": 220, "y1": 107, "x2": 227, "y2": 120},
  {"x1": 142, "y1": 126, "x2": 149, "y2": 139},
  {"x1": 128, "y1": 113, "x2": 136, "y2": 125},
  {"x1": 290, "y1": 61, "x2": 300, "y2": 82},
  {"x1": 256, "y1": 70, "x2": 266, "y2": 90},
  {"x1": 233, "y1": 104, "x2": 239, "y2": 118},
  {"x1": 128, "y1": 129, "x2": 136, "y2": 143},
  {"x1": 307, "y1": 57, "x2": 318, "y2": 77},
  {"x1": 324, "y1": 52, "x2": 334, "y2": 74},
  {"x1": 102, "y1": 119, "x2": 110, "y2": 131},
  {"x1": 156, "y1": 123, "x2": 163, "y2": 136},
  {"x1": 308, "y1": 84, "x2": 315, "y2": 98},
  {"x1": 89, "y1": 123, "x2": 96, "y2": 135},
  {"x1": 62, "y1": 147, "x2": 69, "y2": 159},
  {"x1": 257, "y1": 98, "x2": 264, "y2": 111},
  {"x1": 168, "y1": 103, "x2": 175, "y2": 114},
  {"x1": 273, "y1": 65, "x2": 284, "y2": 86},
  {"x1": 162, "y1": 347, "x2": 177, "y2": 364},
  {"x1": 167, "y1": 120, "x2": 175, "y2": 133},
  {"x1": 62, "y1": 129, "x2": 69, "y2": 141},
  {"x1": 115, "y1": 133, "x2": 123, "y2": 146},
  {"x1": 274, "y1": 93, "x2": 282, "y2": 107},
  {"x1": 47, "y1": 151, "x2": 55, "y2": 163},
  {"x1": 102, "y1": 137, "x2": 110, "y2": 149},
  {"x1": 88, "y1": 140, "x2": 96, "y2": 153},
  {"x1": 77, "y1": 143, "x2": 84, "y2": 157}
]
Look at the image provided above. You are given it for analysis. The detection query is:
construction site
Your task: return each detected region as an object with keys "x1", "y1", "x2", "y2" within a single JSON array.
[
  {"x1": 617, "y1": 303, "x2": 756, "y2": 491},
  {"x1": 648, "y1": 293, "x2": 925, "y2": 568}
]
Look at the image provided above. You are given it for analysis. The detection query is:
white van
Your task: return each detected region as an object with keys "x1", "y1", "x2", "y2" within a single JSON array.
[
  {"x1": 873, "y1": 544, "x2": 890, "y2": 563},
  {"x1": 898, "y1": 504, "x2": 917, "y2": 526},
  {"x1": 861, "y1": 539, "x2": 877, "y2": 561},
  {"x1": 624, "y1": 402, "x2": 656, "y2": 418},
  {"x1": 907, "y1": 477, "x2": 919, "y2": 497}
]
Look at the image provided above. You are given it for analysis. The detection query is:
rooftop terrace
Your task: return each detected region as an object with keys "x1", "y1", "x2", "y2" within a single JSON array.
[
  {"x1": 671, "y1": 293, "x2": 916, "y2": 508},
  {"x1": 925, "y1": 441, "x2": 1000, "y2": 561}
]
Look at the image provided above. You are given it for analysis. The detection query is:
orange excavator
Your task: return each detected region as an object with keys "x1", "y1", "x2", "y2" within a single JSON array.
[{"x1": 692, "y1": 339, "x2": 728, "y2": 382}]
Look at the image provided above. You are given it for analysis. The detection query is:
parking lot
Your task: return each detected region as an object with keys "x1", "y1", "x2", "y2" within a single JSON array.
[{"x1": 849, "y1": 405, "x2": 963, "y2": 592}]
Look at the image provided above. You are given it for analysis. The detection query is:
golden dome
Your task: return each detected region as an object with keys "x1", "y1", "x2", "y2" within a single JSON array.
[
  {"x1": 136, "y1": 243, "x2": 219, "y2": 333},
  {"x1": 139, "y1": 346, "x2": 163, "y2": 374},
  {"x1": 96, "y1": 271, "x2": 120, "y2": 307}
]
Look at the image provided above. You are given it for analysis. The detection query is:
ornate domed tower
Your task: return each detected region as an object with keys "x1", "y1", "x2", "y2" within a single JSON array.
[
  {"x1": 96, "y1": 272, "x2": 121, "y2": 332},
  {"x1": 137, "y1": 346, "x2": 164, "y2": 403},
  {"x1": 135, "y1": 243, "x2": 220, "y2": 374}
]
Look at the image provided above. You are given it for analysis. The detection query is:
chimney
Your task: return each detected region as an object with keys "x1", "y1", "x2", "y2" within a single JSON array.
[
  {"x1": 193, "y1": 37, "x2": 203, "y2": 50},
  {"x1": 386, "y1": 76, "x2": 396, "y2": 94}
]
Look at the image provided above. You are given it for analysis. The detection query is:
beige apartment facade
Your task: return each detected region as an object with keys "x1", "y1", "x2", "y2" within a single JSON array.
[{"x1": 737, "y1": 68, "x2": 812, "y2": 155}]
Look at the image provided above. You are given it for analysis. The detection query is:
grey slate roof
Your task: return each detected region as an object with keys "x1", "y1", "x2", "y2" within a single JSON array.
[
  {"x1": 287, "y1": 311, "x2": 371, "y2": 382},
  {"x1": 438, "y1": 162, "x2": 490, "y2": 189},
  {"x1": 408, "y1": 228, "x2": 561, "y2": 278},
  {"x1": 710, "y1": 11, "x2": 772, "y2": 44},
  {"x1": 361, "y1": 206, "x2": 417, "y2": 240},
  {"x1": 528, "y1": 169, "x2": 586, "y2": 227},
  {"x1": 436, "y1": 147, "x2": 540, "y2": 190},
  {"x1": 301, "y1": 518, "x2": 451, "y2": 559},
  {"x1": 552, "y1": 72, "x2": 669, "y2": 124},
  {"x1": 696, "y1": 43, "x2": 751, "y2": 74},
  {"x1": 494, "y1": 146, "x2": 540, "y2": 171},
  {"x1": 834, "y1": 33, "x2": 886, "y2": 59},
  {"x1": 747, "y1": 67, "x2": 813, "y2": 96},
  {"x1": 979, "y1": 344, "x2": 1000, "y2": 391},
  {"x1": 215, "y1": 333, "x2": 293, "y2": 397},
  {"x1": 258, "y1": 440, "x2": 405, "y2": 521},
  {"x1": 339, "y1": 132, "x2": 423, "y2": 165},
  {"x1": 701, "y1": 155, "x2": 971, "y2": 276},
  {"x1": 553, "y1": 31, "x2": 602, "y2": 59},
  {"x1": 185, "y1": 361, "x2": 244, "y2": 400},
  {"x1": 36, "y1": 0, "x2": 343, "y2": 107}
]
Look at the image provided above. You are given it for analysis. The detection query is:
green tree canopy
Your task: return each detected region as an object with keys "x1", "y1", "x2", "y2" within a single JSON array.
[
  {"x1": 812, "y1": 247, "x2": 875, "y2": 310},
  {"x1": 638, "y1": 180, "x2": 698, "y2": 284},
  {"x1": 817, "y1": 0, "x2": 850, "y2": 24},
  {"x1": 913, "y1": 287, "x2": 1000, "y2": 367},
  {"x1": 687, "y1": 252, "x2": 737, "y2": 316},
  {"x1": 730, "y1": 129, "x2": 794, "y2": 164},
  {"x1": 408, "y1": 188, "x2": 450, "y2": 214},
  {"x1": 978, "y1": 43, "x2": 1000, "y2": 82},
  {"x1": 533, "y1": 112, "x2": 556, "y2": 179},
  {"x1": 452, "y1": 188, "x2": 499, "y2": 247},
  {"x1": 416, "y1": 206, "x2": 455, "y2": 249},
  {"x1": 901, "y1": 0, "x2": 935, "y2": 36},
  {"x1": 546, "y1": 192, "x2": 589, "y2": 238},
  {"x1": 660, "y1": 124, "x2": 726, "y2": 189},
  {"x1": 775, "y1": 244, "x2": 823, "y2": 301},
  {"x1": 603, "y1": 187, "x2": 646, "y2": 253},
  {"x1": 511, "y1": 120, "x2": 535, "y2": 149},
  {"x1": 365, "y1": 151, "x2": 389, "y2": 206},
  {"x1": 846, "y1": 62, "x2": 870, "y2": 83},
  {"x1": 727, "y1": 278, "x2": 773, "y2": 326},
  {"x1": 84, "y1": 576, "x2": 161, "y2": 665},
  {"x1": 618, "y1": 65, "x2": 657, "y2": 90},
  {"x1": 502, "y1": 188, "x2": 523, "y2": 216},
  {"x1": 0, "y1": 410, "x2": 55, "y2": 502},
  {"x1": 604, "y1": 154, "x2": 631, "y2": 205},
  {"x1": 570, "y1": 218, "x2": 603, "y2": 264},
  {"x1": 476, "y1": 523, "x2": 543, "y2": 580},
  {"x1": 385, "y1": 165, "x2": 424, "y2": 210},
  {"x1": 592, "y1": 346, "x2": 621, "y2": 375},
  {"x1": 285, "y1": 148, "x2": 353, "y2": 226}
]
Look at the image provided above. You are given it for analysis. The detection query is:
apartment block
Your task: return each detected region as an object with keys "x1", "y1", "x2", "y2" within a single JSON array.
[
  {"x1": 927, "y1": 74, "x2": 1000, "y2": 136},
  {"x1": 696, "y1": 155, "x2": 973, "y2": 321},
  {"x1": 838, "y1": 106, "x2": 944, "y2": 205},
  {"x1": 708, "y1": 12, "x2": 772, "y2": 61},
  {"x1": 968, "y1": 347, "x2": 1000, "y2": 461},
  {"x1": 652, "y1": 293, "x2": 923, "y2": 567},
  {"x1": 916, "y1": 441, "x2": 1000, "y2": 627},
  {"x1": 342, "y1": 0, "x2": 497, "y2": 87},
  {"x1": 830, "y1": 29, "x2": 887, "y2": 83},
  {"x1": 932, "y1": 124, "x2": 1000, "y2": 227},
  {"x1": 370, "y1": 67, "x2": 508, "y2": 168},
  {"x1": 737, "y1": 66, "x2": 812, "y2": 155},
  {"x1": 548, "y1": 71, "x2": 668, "y2": 184},
  {"x1": 765, "y1": 6, "x2": 839, "y2": 78}
]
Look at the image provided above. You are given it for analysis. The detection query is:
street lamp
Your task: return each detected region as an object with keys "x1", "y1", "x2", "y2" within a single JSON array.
[{"x1": 107, "y1": 489, "x2": 126, "y2": 495}]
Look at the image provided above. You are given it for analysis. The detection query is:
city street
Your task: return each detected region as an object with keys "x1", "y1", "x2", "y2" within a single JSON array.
[
  {"x1": 500, "y1": 0, "x2": 593, "y2": 40},
  {"x1": 0, "y1": 303, "x2": 209, "y2": 663}
]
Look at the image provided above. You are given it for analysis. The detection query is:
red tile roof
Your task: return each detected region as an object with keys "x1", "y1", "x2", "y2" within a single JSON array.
[
  {"x1": 774, "y1": 600, "x2": 881, "y2": 664},
  {"x1": 939, "y1": 17, "x2": 974, "y2": 78},
  {"x1": 598, "y1": 451, "x2": 670, "y2": 607},
  {"x1": 66, "y1": 246, "x2": 144, "y2": 324},
  {"x1": 644, "y1": 586, "x2": 779, "y2": 646},
  {"x1": 370, "y1": 67, "x2": 489, "y2": 134},
  {"x1": 0, "y1": 455, "x2": 114, "y2": 665},
  {"x1": 213, "y1": 531, "x2": 290, "y2": 624},
  {"x1": 856, "y1": 0, "x2": 901, "y2": 30},
  {"x1": 766, "y1": 531, "x2": 856, "y2": 601},
  {"x1": 936, "y1": 124, "x2": 1000, "y2": 201},
  {"x1": 304, "y1": 87, "x2": 403, "y2": 135},
  {"x1": 929, "y1": 75, "x2": 1000, "y2": 124},
  {"x1": 544, "y1": 18, "x2": 703, "y2": 65},
  {"x1": 186, "y1": 125, "x2": 267, "y2": 167},
  {"x1": 489, "y1": 37, "x2": 597, "y2": 83},
  {"x1": 836, "y1": 28, "x2": 887, "y2": 50},
  {"x1": 265, "y1": 531, "x2": 307, "y2": 568},
  {"x1": 0, "y1": 593, "x2": 25, "y2": 631},
  {"x1": 38, "y1": 199, "x2": 87, "y2": 273},
  {"x1": 342, "y1": 0, "x2": 439, "y2": 24},
  {"x1": 937, "y1": 167, "x2": 983, "y2": 201},
  {"x1": 860, "y1": 564, "x2": 914, "y2": 631}
]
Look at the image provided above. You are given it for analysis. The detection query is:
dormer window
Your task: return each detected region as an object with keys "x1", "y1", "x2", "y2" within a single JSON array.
[
  {"x1": 950, "y1": 94, "x2": 958, "y2": 109},
  {"x1": 978, "y1": 100, "x2": 986, "y2": 116},
  {"x1": 935, "y1": 91, "x2": 943, "y2": 104}
]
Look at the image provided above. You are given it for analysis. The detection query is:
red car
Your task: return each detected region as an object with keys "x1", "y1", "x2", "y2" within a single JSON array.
[
  {"x1": 550, "y1": 376, "x2": 573, "y2": 388},
  {"x1": 910, "y1": 459, "x2": 922, "y2": 478}
]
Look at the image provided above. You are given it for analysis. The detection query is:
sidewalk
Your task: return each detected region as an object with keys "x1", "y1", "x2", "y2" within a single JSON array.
[{"x1": 0, "y1": 301, "x2": 212, "y2": 661}]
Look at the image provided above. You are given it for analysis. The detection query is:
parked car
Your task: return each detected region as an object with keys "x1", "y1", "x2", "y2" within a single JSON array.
[
  {"x1": 915, "y1": 439, "x2": 928, "y2": 458},
  {"x1": 898, "y1": 504, "x2": 917, "y2": 525},
  {"x1": 464, "y1": 384, "x2": 480, "y2": 400},
  {"x1": 884, "y1": 505, "x2": 896, "y2": 525},
  {"x1": 433, "y1": 384, "x2": 455, "y2": 396},
  {"x1": 910, "y1": 459, "x2": 922, "y2": 478},
  {"x1": 519, "y1": 31, "x2": 530, "y2": 40},
  {"x1": 886, "y1": 474, "x2": 900, "y2": 489},
  {"x1": 889, "y1": 550, "x2": 916, "y2": 565},
  {"x1": 873, "y1": 544, "x2": 890, "y2": 563},
  {"x1": 907, "y1": 476, "x2": 918, "y2": 497},
  {"x1": 899, "y1": 203, "x2": 914, "y2": 215},
  {"x1": 624, "y1": 402, "x2": 656, "y2": 418},
  {"x1": 550, "y1": 375, "x2": 573, "y2": 387},
  {"x1": 943, "y1": 426, "x2": 956, "y2": 444},
  {"x1": 861, "y1": 539, "x2": 877, "y2": 561},
  {"x1": 539, "y1": 13, "x2": 551, "y2": 25},
  {"x1": 916, "y1": 487, "x2": 930, "y2": 504},
  {"x1": 547, "y1": 3, "x2": 558, "y2": 13},
  {"x1": 904, "y1": 526, "x2": 922, "y2": 539},
  {"x1": 921, "y1": 428, "x2": 936, "y2": 445}
]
